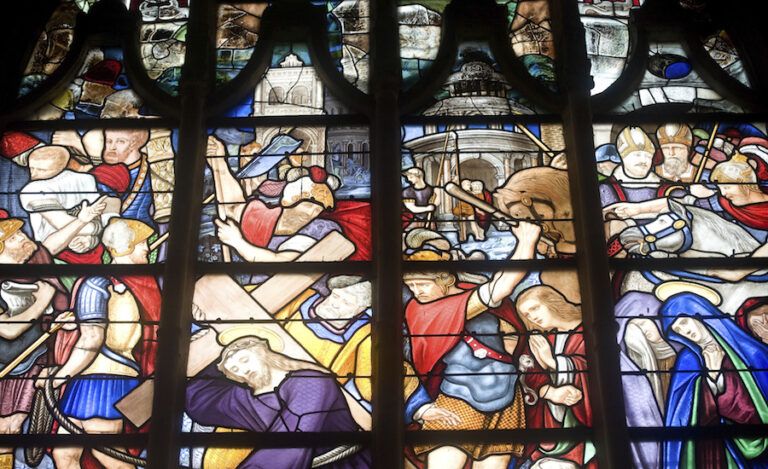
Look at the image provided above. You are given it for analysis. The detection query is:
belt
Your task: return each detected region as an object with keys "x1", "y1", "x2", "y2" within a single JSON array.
[{"x1": 462, "y1": 334, "x2": 514, "y2": 364}]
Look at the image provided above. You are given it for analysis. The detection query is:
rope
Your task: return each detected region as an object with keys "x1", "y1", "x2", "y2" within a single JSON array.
[
  {"x1": 42, "y1": 370, "x2": 147, "y2": 467},
  {"x1": 311, "y1": 444, "x2": 363, "y2": 467}
]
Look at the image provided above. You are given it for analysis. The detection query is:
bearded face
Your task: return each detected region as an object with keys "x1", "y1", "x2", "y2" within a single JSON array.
[
  {"x1": 220, "y1": 348, "x2": 273, "y2": 395},
  {"x1": 4, "y1": 231, "x2": 37, "y2": 264},
  {"x1": 314, "y1": 285, "x2": 368, "y2": 327},
  {"x1": 661, "y1": 143, "x2": 690, "y2": 176}
]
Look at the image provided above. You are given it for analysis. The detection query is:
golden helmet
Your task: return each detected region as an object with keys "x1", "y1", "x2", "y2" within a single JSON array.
[
  {"x1": 0, "y1": 219, "x2": 24, "y2": 255},
  {"x1": 711, "y1": 153, "x2": 757, "y2": 184},
  {"x1": 656, "y1": 123, "x2": 693, "y2": 147},
  {"x1": 616, "y1": 126, "x2": 655, "y2": 158},
  {"x1": 102, "y1": 218, "x2": 155, "y2": 257}
]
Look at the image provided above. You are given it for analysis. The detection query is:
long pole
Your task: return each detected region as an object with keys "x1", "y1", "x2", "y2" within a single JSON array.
[
  {"x1": 694, "y1": 122, "x2": 720, "y2": 183},
  {"x1": 0, "y1": 312, "x2": 74, "y2": 380}
]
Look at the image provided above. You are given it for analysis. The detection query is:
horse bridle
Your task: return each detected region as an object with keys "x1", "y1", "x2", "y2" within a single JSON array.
[
  {"x1": 636, "y1": 208, "x2": 694, "y2": 255},
  {"x1": 517, "y1": 196, "x2": 564, "y2": 243}
]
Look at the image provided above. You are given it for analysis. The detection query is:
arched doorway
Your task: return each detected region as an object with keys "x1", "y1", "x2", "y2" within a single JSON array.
[{"x1": 459, "y1": 157, "x2": 500, "y2": 190}]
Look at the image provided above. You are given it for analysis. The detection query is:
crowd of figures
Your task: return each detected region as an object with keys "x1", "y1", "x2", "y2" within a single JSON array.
[
  {"x1": 2, "y1": 120, "x2": 768, "y2": 469},
  {"x1": 396, "y1": 122, "x2": 768, "y2": 468},
  {"x1": 598, "y1": 123, "x2": 768, "y2": 468},
  {"x1": 0, "y1": 128, "x2": 169, "y2": 468}
]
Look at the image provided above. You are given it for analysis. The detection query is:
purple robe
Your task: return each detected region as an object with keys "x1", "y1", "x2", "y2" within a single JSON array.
[
  {"x1": 615, "y1": 292, "x2": 664, "y2": 468},
  {"x1": 186, "y1": 366, "x2": 371, "y2": 468}
]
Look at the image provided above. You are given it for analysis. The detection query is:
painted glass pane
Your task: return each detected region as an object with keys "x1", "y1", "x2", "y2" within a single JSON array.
[
  {"x1": 613, "y1": 271, "x2": 768, "y2": 440},
  {"x1": 133, "y1": 0, "x2": 190, "y2": 96},
  {"x1": 577, "y1": 0, "x2": 642, "y2": 95},
  {"x1": 614, "y1": 41, "x2": 742, "y2": 113},
  {"x1": 201, "y1": 126, "x2": 371, "y2": 263},
  {"x1": 319, "y1": 0, "x2": 370, "y2": 93},
  {"x1": 0, "y1": 128, "x2": 176, "y2": 264},
  {"x1": 630, "y1": 438, "x2": 766, "y2": 468},
  {"x1": 418, "y1": 42, "x2": 543, "y2": 116},
  {"x1": 4, "y1": 446, "x2": 147, "y2": 468},
  {"x1": 402, "y1": 122, "x2": 572, "y2": 259},
  {"x1": 216, "y1": 3, "x2": 266, "y2": 85},
  {"x1": 0, "y1": 274, "x2": 162, "y2": 443},
  {"x1": 702, "y1": 31, "x2": 751, "y2": 88},
  {"x1": 183, "y1": 273, "x2": 373, "y2": 439},
  {"x1": 180, "y1": 446, "x2": 371, "y2": 468},
  {"x1": 18, "y1": 1, "x2": 82, "y2": 97},
  {"x1": 221, "y1": 43, "x2": 357, "y2": 117},
  {"x1": 500, "y1": 0, "x2": 557, "y2": 90},
  {"x1": 215, "y1": 2, "x2": 370, "y2": 93},
  {"x1": 403, "y1": 269, "x2": 592, "y2": 467},
  {"x1": 398, "y1": 1, "x2": 444, "y2": 88},
  {"x1": 399, "y1": 1, "x2": 556, "y2": 90},
  {"x1": 26, "y1": 47, "x2": 159, "y2": 120},
  {"x1": 595, "y1": 122, "x2": 768, "y2": 258}
]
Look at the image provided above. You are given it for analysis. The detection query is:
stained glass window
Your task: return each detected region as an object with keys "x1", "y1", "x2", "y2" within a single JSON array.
[{"x1": 1, "y1": 0, "x2": 766, "y2": 468}]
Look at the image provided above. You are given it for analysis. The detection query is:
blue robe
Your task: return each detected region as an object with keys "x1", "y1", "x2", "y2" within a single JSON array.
[{"x1": 661, "y1": 293, "x2": 768, "y2": 468}]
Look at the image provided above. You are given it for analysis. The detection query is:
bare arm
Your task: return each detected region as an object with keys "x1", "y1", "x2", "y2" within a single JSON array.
[
  {"x1": 215, "y1": 218, "x2": 300, "y2": 262},
  {"x1": 0, "y1": 281, "x2": 55, "y2": 340},
  {"x1": 403, "y1": 201, "x2": 435, "y2": 214},
  {"x1": 42, "y1": 197, "x2": 107, "y2": 254},
  {"x1": 485, "y1": 221, "x2": 541, "y2": 305},
  {"x1": 206, "y1": 137, "x2": 247, "y2": 221},
  {"x1": 51, "y1": 324, "x2": 104, "y2": 385}
]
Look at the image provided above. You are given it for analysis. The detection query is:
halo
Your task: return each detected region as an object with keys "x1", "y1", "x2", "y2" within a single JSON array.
[
  {"x1": 654, "y1": 281, "x2": 722, "y2": 306},
  {"x1": 216, "y1": 325, "x2": 285, "y2": 352}
]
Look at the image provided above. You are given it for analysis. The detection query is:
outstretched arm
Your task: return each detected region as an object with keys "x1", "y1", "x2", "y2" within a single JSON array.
[
  {"x1": 480, "y1": 221, "x2": 541, "y2": 307},
  {"x1": 206, "y1": 136, "x2": 247, "y2": 221},
  {"x1": 215, "y1": 218, "x2": 300, "y2": 262}
]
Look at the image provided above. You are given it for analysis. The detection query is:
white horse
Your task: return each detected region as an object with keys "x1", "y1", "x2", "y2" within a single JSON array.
[{"x1": 617, "y1": 199, "x2": 767, "y2": 316}]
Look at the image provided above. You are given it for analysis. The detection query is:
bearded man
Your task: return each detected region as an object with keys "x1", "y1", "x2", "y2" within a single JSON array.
[
  {"x1": 654, "y1": 123, "x2": 699, "y2": 183},
  {"x1": 0, "y1": 218, "x2": 69, "y2": 469},
  {"x1": 98, "y1": 129, "x2": 155, "y2": 227},
  {"x1": 273, "y1": 275, "x2": 372, "y2": 406},
  {"x1": 402, "y1": 221, "x2": 541, "y2": 469},
  {"x1": 186, "y1": 336, "x2": 372, "y2": 468}
]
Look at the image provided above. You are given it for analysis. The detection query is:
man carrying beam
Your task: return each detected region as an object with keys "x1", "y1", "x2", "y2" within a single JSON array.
[{"x1": 206, "y1": 135, "x2": 370, "y2": 262}]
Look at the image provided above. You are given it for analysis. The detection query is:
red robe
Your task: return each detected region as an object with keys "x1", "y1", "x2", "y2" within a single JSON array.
[
  {"x1": 240, "y1": 199, "x2": 371, "y2": 261},
  {"x1": 532, "y1": 325, "x2": 594, "y2": 467},
  {"x1": 404, "y1": 283, "x2": 526, "y2": 397},
  {"x1": 718, "y1": 198, "x2": 768, "y2": 231}
]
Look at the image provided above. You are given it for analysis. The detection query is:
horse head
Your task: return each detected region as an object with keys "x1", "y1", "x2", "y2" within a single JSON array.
[
  {"x1": 494, "y1": 167, "x2": 575, "y2": 249},
  {"x1": 619, "y1": 199, "x2": 693, "y2": 256}
]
